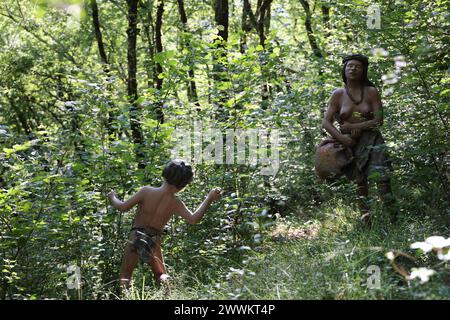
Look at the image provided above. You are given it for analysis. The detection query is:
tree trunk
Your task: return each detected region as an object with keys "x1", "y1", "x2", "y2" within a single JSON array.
[
  {"x1": 257, "y1": 0, "x2": 271, "y2": 47},
  {"x1": 153, "y1": 0, "x2": 165, "y2": 123},
  {"x1": 299, "y1": 0, "x2": 323, "y2": 59},
  {"x1": 90, "y1": 0, "x2": 117, "y2": 138},
  {"x1": 322, "y1": 4, "x2": 330, "y2": 38},
  {"x1": 90, "y1": 0, "x2": 109, "y2": 73},
  {"x1": 263, "y1": 1, "x2": 271, "y2": 42},
  {"x1": 240, "y1": 2, "x2": 252, "y2": 54},
  {"x1": 259, "y1": 0, "x2": 272, "y2": 101},
  {"x1": 212, "y1": 0, "x2": 229, "y2": 121},
  {"x1": 243, "y1": 0, "x2": 273, "y2": 102},
  {"x1": 9, "y1": 97, "x2": 31, "y2": 136},
  {"x1": 126, "y1": 0, "x2": 145, "y2": 168},
  {"x1": 139, "y1": 0, "x2": 155, "y2": 90},
  {"x1": 213, "y1": 0, "x2": 229, "y2": 44},
  {"x1": 177, "y1": 0, "x2": 200, "y2": 110},
  {"x1": 243, "y1": 0, "x2": 272, "y2": 47}
]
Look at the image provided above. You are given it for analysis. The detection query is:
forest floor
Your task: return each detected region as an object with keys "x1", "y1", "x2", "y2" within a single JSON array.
[{"x1": 120, "y1": 202, "x2": 449, "y2": 300}]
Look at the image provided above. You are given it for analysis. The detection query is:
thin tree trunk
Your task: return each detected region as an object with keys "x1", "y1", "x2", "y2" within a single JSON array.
[
  {"x1": 243, "y1": 0, "x2": 272, "y2": 47},
  {"x1": 126, "y1": 0, "x2": 145, "y2": 168},
  {"x1": 322, "y1": 4, "x2": 330, "y2": 38},
  {"x1": 243, "y1": 0, "x2": 272, "y2": 102},
  {"x1": 259, "y1": 0, "x2": 271, "y2": 101},
  {"x1": 240, "y1": 2, "x2": 252, "y2": 54},
  {"x1": 154, "y1": 0, "x2": 165, "y2": 123},
  {"x1": 257, "y1": 0, "x2": 271, "y2": 47},
  {"x1": 263, "y1": 1, "x2": 271, "y2": 40},
  {"x1": 90, "y1": 0, "x2": 117, "y2": 138},
  {"x1": 299, "y1": 0, "x2": 323, "y2": 59},
  {"x1": 140, "y1": 0, "x2": 155, "y2": 89},
  {"x1": 213, "y1": 0, "x2": 229, "y2": 44},
  {"x1": 212, "y1": 0, "x2": 229, "y2": 121},
  {"x1": 90, "y1": 0, "x2": 109, "y2": 73},
  {"x1": 9, "y1": 97, "x2": 31, "y2": 135},
  {"x1": 177, "y1": 0, "x2": 200, "y2": 109}
]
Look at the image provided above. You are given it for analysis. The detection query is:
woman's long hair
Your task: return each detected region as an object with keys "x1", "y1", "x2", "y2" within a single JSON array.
[{"x1": 341, "y1": 54, "x2": 375, "y2": 87}]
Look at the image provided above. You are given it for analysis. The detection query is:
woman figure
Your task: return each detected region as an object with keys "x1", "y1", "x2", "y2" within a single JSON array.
[{"x1": 322, "y1": 54, "x2": 395, "y2": 225}]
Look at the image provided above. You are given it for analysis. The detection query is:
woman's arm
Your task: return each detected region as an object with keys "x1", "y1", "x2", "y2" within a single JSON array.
[
  {"x1": 108, "y1": 188, "x2": 145, "y2": 212},
  {"x1": 322, "y1": 89, "x2": 354, "y2": 147}
]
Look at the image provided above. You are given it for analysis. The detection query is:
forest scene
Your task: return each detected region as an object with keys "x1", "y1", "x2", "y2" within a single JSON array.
[{"x1": 0, "y1": 0, "x2": 449, "y2": 300}]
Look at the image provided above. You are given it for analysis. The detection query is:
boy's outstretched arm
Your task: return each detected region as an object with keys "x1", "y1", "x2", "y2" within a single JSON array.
[
  {"x1": 108, "y1": 188, "x2": 145, "y2": 212},
  {"x1": 175, "y1": 188, "x2": 221, "y2": 224}
]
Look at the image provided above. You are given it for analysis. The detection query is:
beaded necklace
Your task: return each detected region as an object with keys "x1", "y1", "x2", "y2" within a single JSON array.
[{"x1": 345, "y1": 86, "x2": 364, "y2": 105}]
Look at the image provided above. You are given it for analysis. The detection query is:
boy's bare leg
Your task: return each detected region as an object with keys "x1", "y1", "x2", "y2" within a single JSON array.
[
  {"x1": 149, "y1": 244, "x2": 171, "y2": 296},
  {"x1": 149, "y1": 243, "x2": 169, "y2": 281},
  {"x1": 119, "y1": 244, "x2": 139, "y2": 290}
]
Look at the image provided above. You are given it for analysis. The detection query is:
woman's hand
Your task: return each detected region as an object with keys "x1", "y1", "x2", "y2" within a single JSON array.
[
  {"x1": 341, "y1": 122, "x2": 361, "y2": 139},
  {"x1": 340, "y1": 134, "x2": 354, "y2": 147},
  {"x1": 350, "y1": 128, "x2": 362, "y2": 138},
  {"x1": 340, "y1": 122, "x2": 355, "y2": 131}
]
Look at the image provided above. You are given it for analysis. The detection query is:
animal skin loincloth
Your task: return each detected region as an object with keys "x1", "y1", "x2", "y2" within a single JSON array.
[
  {"x1": 129, "y1": 227, "x2": 162, "y2": 264},
  {"x1": 343, "y1": 129, "x2": 392, "y2": 183}
]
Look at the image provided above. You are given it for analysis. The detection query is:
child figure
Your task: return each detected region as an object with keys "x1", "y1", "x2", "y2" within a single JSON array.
[{"x1": 108, "y1": 159, "x2": 222, "y2": 287}]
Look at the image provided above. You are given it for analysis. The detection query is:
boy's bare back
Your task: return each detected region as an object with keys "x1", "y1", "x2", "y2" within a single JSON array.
[
  {"x1": 109, "y1": 186, "x2": 192, "y2": 231},
  {"x1": 132, "y1": 186, "x2": 177, "y2": 230},
  {"x1": 108, "y1": 184, "x2": 221, "y2": 231}
]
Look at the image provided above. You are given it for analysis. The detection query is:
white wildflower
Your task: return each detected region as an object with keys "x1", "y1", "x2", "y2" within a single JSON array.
[
  {"x1": 386, "y1": 251, "x2": 395, "y2": 261},
  {"x1": 410, "y1": 241, "x2": 433, "y2": 253},
  {"x1": 425, "y1": 236, "x2": 450, "y2": 249},
  {"x1": 372, "y1": 48, "x2": 389, "y2": 57},
  {"x1": 394, "y1": 55, "x2": 407, "y2": 68},
  {"x1": 229, "y1": 268, "x2": 245, "y2": 276},
  {"x1": 437, "y1": 249, "x2": 450, "y2": 262},
  {"x1": 408, "y1": 267, "x2": 435, "y2": 283}
]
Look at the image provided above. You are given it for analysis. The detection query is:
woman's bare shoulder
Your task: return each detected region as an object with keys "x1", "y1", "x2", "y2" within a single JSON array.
[
  {"x1": 328, "y1": 88, "x2": 344, "y2": 105},
  {"x1": 365, "y1": 86, "x2": 381, "y2": 102},
  {"x1": 365, "y1": 86, "x2": 379, "y2": 95},
  {"x1": 331, "y1": 88, "x2": 345, "y2": 96}
]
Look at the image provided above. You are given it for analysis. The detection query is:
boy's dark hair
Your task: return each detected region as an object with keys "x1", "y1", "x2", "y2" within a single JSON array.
[{"x1": 162, "y1": 159, "x2": 193, "y2": 189}]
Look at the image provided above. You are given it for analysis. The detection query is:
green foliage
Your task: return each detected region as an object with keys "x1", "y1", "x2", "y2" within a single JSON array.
[{"x1": 0, "y1": 0, "x2": 448, "y2": 299}]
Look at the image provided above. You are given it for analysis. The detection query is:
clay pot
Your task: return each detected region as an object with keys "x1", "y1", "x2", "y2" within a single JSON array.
[{"x1": 314, "y1": 138, "x2": 353, "y2": 180}]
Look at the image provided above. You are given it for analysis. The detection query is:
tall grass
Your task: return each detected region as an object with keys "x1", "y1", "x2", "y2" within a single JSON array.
[{"x1": 114, "y1": 202, "x2": 449, "y2": 300}]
